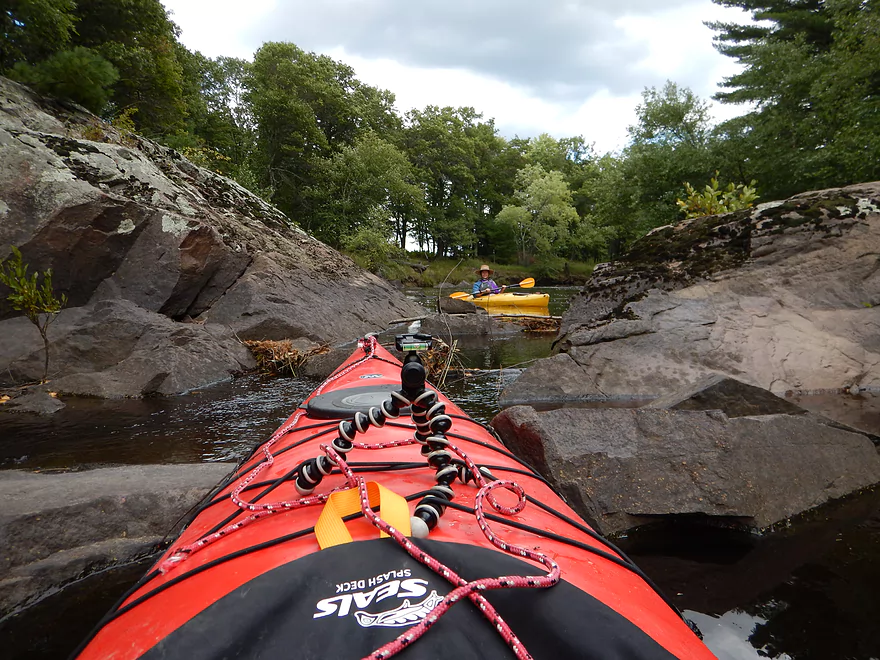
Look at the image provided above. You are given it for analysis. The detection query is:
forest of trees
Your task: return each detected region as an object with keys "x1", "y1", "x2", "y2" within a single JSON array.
[{"x1": 2, "y1": 0, "x2": 878, "y2": 274}]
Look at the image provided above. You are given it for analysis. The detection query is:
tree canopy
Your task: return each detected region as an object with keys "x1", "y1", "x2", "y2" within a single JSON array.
[
  {"x1": 709, "y1": 0, "x2": 880, "y2": 198},
  {"x1": 1, "y1": 0, "x2": 876, "y2": 268}
]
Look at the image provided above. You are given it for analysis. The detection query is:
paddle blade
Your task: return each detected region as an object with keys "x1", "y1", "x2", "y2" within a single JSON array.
[
  {"x1": 449, "y1": 291, "x2": 471, "y2": 299},
  {"x1": 519, "y1": 277, "x2": 535, "y2": 288}
]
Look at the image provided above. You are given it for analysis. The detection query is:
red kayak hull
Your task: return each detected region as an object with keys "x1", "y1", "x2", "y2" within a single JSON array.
[{"x1": 78, "y1": 340, "x2": 714, "y2": 660}]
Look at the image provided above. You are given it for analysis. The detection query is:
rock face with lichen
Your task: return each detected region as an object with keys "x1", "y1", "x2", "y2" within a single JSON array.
[
  {"x1": 0, "y1": 77, "x2": 422, "y2": 396},
  {"x1": 502, "y1": 182, "x2": 880, "y2": 406}
]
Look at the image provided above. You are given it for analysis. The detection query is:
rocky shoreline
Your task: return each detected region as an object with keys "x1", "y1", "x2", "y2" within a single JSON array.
[
  {"x1": 2, "y1": 77, "x2": 879, "y2": 638},
  {"x1": 0, "y1": 464, "x2": 234, "y2": 618},
  {"x1": 504, "y1": 182, "x2": 880, "y2": 405},
  {"x1": 493, "y1": 376, "x2": 880, "y2": 537},
  {"x1": 0, "y1": 75, "x2": 423, "y2": 398},
  {"x1": 491, "y1": 180, "x2": 880, "y2": 546}
]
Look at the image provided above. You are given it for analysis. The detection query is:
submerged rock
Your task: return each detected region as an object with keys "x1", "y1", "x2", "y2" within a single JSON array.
[
  {"x1": 0, "y1": 463, "x2": 234, "y2": 615},
  {"x1": 643, "y1": 374, "x2": 807, "y2": 417},
  {"x1": 492, "y1": 406, "x2": 880, "y2": 537}
]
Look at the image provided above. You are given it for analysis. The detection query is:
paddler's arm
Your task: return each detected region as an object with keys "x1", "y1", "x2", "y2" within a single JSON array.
[{"x1": 488, "y1": 280, "x2": 506, "y2": 294}]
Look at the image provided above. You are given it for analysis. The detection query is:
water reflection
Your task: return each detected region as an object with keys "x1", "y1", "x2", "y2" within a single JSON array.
[
  {"x1": 685, "y1": 610, "x2": 788, "y2": 660},
  {"x1": 466, "y1": 303, "x2": 550, "y2": 317},
  {"x1": 0, "y1": 375, "x2": 317, "y2": 470},
  {"x1": 620, "y1": 490, "x2": 880, "y2": 660},
  {"x1": 435, "y1": 334, "x2": 554, "y2": 423},
  {"x1": 792, "y1": 391, "x2": 879, "y2": 436},
  {"x1": 0, "y1": 334, "x2": 553, "y2": 470}
]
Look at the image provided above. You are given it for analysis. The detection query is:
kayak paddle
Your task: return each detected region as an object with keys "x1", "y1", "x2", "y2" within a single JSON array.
[{"x1": 449, "y1": 277, "x2": 535, "y2": 299}]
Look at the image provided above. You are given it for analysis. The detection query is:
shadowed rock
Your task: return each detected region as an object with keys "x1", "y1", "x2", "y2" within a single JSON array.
[
  {"x1": 0, "y1": 463, "x2": 234, "y2": 615},
  {"x1": 1, "y1": 300, "x2": 256, "y2": 397},
  {"x1": 644, "y1": 374, "x2": 879, "y2": 443},
  {"x1": 643, "y1": 374, "x2": 807, "y2": 417},
  {"x1": 492, "y1": 406, "x2": 880, "y2": 537}
]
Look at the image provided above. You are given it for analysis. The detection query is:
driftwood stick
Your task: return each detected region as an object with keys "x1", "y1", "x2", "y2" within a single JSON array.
[{"x1": 387, "y1": 315, "x2": 429, "y2": 324}]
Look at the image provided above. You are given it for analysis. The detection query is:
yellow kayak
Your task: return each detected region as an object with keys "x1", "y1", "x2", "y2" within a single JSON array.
[
  {"x1": 477, "y1": 304, "x2": 549, "y2": 317},
  {"x1": 464, "y1": 291, "x2": 550, "y2": 307}
]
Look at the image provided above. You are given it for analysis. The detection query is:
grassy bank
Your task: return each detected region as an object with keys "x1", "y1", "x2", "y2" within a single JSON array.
[{"x1": 346, "y1": 253, "x2": 597, "y2": 287}]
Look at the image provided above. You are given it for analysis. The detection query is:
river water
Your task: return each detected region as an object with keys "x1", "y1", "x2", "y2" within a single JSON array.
[{"x1": 1, "y1": 285, "x2": 878, "y2": 659}]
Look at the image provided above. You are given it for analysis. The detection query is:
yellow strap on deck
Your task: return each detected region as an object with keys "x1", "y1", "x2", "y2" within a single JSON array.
[{"x1": 315, "y1": 482, "x2": 411, "y2": 549}]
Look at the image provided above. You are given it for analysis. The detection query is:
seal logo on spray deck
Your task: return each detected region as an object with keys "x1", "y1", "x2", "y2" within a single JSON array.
[{"x1": 313, "y1": 568, "x2": 440, "y2": 628}]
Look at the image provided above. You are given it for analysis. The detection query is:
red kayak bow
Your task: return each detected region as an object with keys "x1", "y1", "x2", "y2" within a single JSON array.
[{"x1": 75, "y1": 334, "x2": 715, "y2": 660}]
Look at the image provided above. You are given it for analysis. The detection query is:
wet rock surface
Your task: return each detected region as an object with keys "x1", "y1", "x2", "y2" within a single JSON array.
[
  {"x1": 504, "y1": 183, "x2": 880, "y2": 407},
  {"x1": 492, "y1": 406, "x2": 880, "y2": 536},
  {"x1": 0, "y1": 76, "x2": 423, "y2": 395},
  {"x1": 0, "y1": 463, "x2": 234, "y2": 615},
  {"x1": 1, "y1": 390, "x2": 65, "y2": 415},
  {"x1": 499, "y1": 352, "x2": 622, "y2": 407}
]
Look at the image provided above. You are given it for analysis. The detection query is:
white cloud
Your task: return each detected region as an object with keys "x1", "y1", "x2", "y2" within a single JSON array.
[
  {"x1": 162, "y1": 0, "x2": 752, "y2": 152},
  {"x1": 165, "y1": 0, "x2": 277, "y2": 60}
]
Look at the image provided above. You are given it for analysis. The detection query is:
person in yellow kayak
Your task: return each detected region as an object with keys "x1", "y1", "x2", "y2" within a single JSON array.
[{"x1": 472, "y1": 265, "x2": 506, "y2": 297}]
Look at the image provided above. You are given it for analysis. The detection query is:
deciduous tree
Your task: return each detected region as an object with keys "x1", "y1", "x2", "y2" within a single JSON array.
[
  {"x1": 0, "y1": 247, "x2": 67, "y2": 382},
  {"x1": 497, "y1": 164, "x2": 579, "y2": 263}
]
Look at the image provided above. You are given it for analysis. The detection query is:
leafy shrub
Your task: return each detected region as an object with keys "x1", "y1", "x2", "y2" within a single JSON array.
[
  {"x1": 110, "y1": 106, "x2": 138, "y2": 137},
  {"x1": 342, "y1": 224, "x2": 405, "y2": 272},
  {"x1": 10, "y1": 47, "x2": 119, "y2": 113},
  {"x1": 0, "y1": 247, "x2": 67, "y2": 382},
  {"x1": 79, "y1": 122, "x2": 105, "y2": 142},
  {"x1": 676, "y1": 173, "x2": 759, "y2": 219}
]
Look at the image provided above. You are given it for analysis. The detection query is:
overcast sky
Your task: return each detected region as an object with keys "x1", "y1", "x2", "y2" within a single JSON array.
[{"x1": 162, "y1": 0, "x2": 751, "y2": 153}]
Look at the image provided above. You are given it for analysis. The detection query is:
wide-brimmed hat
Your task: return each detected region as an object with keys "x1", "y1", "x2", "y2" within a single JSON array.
[{"x1": 475, "y1": 264, "x2": 493, "y2": 275}]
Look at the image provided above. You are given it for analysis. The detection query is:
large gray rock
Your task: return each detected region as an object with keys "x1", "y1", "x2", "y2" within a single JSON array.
[
  {"x1": 492, "y1": 406, "x2": 880, "y2": 536},
  {"x1": 0, "y1": 463, "x2": 233, "y2": 614},
  {"x1": 504, "y1": 183, "x2": 880, "y2": 409},
  {"x1": 499, "y1": 352, "x2": 648, "y2": 407},
  {"x1": 0, "y1": 76, "x2": 423, "y2": 393},
  {"x1": 0, "y1": 299, "x2": 256, "y2": 396}
]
